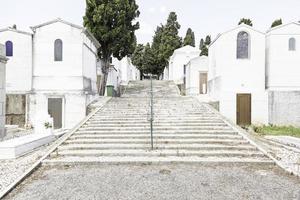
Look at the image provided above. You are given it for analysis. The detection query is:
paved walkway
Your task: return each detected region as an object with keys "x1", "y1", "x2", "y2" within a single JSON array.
[{"x1": 4, "y1": 164, "x2": 300, "y2": 200}]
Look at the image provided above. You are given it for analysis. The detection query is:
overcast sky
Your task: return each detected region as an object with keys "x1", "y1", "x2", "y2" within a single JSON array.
[{"x1": 1, "y1": 0, "x2": 300, "y2": 47}]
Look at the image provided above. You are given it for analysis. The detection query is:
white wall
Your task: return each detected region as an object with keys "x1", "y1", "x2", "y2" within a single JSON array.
[
  {"x1": 208, "y1": 25, "x2": 268, "y2": 124},
  {"x1": 168, "y1": 46, "x2": 200, "y2": 84},
  {"x1": 266, "y1": 23, "x2": 300, "y2": 90},
  {"x1": 0, "y1": 29, "x2": 33, "y2": 93},
  {"x1": 112, "y1": 56, "x2": 140, "y2": 83},
  {"x1": 186, "y1": 56, "x2": 208, "y2": 95},
  {"x1": 32, "y1": 22, "x2": 83, "y2": 91},
  {"x1": 0, "y1": 44, "x2": 7, "y2": 137}
]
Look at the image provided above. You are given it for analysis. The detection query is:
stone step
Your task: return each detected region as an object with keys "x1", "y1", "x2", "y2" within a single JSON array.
[
  {"x1": 78, "y1": 126, "x2": 233, "y2": 131},
  {"x1": 57, "y1": 143, "x2": 256, "y2": 151},
  {"x1": 74, "y1": 130, "x2": 238, "y2": 135},
  {"x1": 43, "y1": 156, "x2": 274, "y2": 165},
  {"x1": 69, "y1": 134, "x2": 242, "y2": 140},
  {"x1": 53, "y1": 149, "x2": 265, "y2": 158},
  {"x1": 82, "y1": 123, "x2": 228, "y2": 128},
  {"x1": 63, "y1": 138, "x2": 248, "y2": 145},
  {"x1": 88, "y1": 119, "x2": 224, "y2": 123}
]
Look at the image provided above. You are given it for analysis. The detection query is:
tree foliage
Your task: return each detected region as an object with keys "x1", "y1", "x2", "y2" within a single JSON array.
[
  {"x1": 183, "y1": 28, "x2": 195, "y2": 47},
  {"x1": 158, "y1": 12, "x2": 182, "y2": 69},
  {"x1": 142, "y1": 43, "x2": 156, "y2": 74},
  {"x1": 205, "y1": 35, "x2": 211, "y2": 45},
  {"x1": 199, "y1": 39, "x2": 204, "y2": 50},
  {"x1": 271, "y1": 19, "x2": 283, "y2": 28},
  {"x1": 131, "y1": 44, "x2": 144, "y2": 71},
  {"x1": 238, "y1": 18, "x2": 253, "y2": 26},
  {"x1": 199, "y1": 35, "x2": 211, "y2": 56},
  {"x1": 83, "y1": 0, "x2": 140, "y2": 94}
]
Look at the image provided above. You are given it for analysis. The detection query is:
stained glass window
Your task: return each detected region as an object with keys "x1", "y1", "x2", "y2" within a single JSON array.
[{"x1": 5, "y1": 41, "x2": 13, "y2": 57}]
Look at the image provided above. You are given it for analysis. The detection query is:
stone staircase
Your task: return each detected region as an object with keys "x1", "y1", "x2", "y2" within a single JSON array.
[{"x1": 44, "y1": 81, "x2": 272, "y2": 165}]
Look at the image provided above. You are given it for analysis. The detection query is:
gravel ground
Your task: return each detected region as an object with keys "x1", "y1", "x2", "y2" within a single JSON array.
[
  {"x1": 4, "y1": 163, "x2": 300, "y2": 200},
  {"x1": 0, "y1": 143, "x2": 53, "y2": 194}
]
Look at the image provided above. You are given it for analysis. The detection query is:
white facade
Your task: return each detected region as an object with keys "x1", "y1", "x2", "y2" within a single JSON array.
[
  {"x1": 167, "y1": 45, "x2": 200, "y2": 85},
  {"x1": 0, "y1": 45, "x2": 8, "y2": 138},
  {"x1": 266, "y1": 22, "x2": 300, "y2": 126},
  {"x1": 208, "y1": 24, "x2": 268, "y2": 124},
  {"x1": 0, "y1": 28, "x2": 33, "y2": 94},
  {"x1": 112, "y1": 56, "x2": 140, "y2": 84},
  {"x1": 185, "y1": 56, "x2": 208, "y2": 96},
  {"x1": 0, "y1": 19, "x2": 100, "y2": 130},
  {"x1": 266, "y1": 22, "x2": 300, "y2": 90}
]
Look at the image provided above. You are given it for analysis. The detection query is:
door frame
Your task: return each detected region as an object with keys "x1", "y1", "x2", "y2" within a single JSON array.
[
  {"x1": 199, "y1": 71, "x2": 208, "y2": 94},
  {"x1": 47, "y1": 95, "x2": 65, "y2": 129},
  {"x1": 236, "y1": 93, "x2": 251, "y2": 126}
]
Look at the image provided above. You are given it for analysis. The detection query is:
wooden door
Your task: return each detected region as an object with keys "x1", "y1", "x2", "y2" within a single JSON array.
[
  {"x1": 236, "y1": 94, "x2": 251, "y2": 126},
  {"x1": 48, "y1": 98, "x2": 63, "y2": 129},
  {"x1": 199, "y1": 73, "x2": 208, "y2": 94}
]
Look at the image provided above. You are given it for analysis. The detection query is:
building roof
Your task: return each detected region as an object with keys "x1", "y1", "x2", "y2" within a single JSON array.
[
  {"x1": 266, "y1": 21, "x2": 300, "y2": 33},
  {"x1": 210, "y1": 24, "x2": 265, "y2": 47},
  {"x1": 30, "y1": 18, "x2": 101, "y2": 48},
  {"x1": 174, "y1": 45, "x2": 200, "y2": 54},
  {"x1": 0, "y1": 27, "x2": 32, "y2": 36},
  {"x1": 186, "y1": 55, "x2": 208, "y2": 65}
]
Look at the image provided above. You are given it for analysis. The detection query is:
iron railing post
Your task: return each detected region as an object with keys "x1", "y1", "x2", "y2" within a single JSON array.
[{"x1": 150, "y1": 74, "x2": 154, "y2": 150}]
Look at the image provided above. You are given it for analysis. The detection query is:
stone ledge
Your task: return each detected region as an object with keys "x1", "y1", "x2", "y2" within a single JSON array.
[{"x1": 0, "y1": 134, "x2": 55, "y2": 159}]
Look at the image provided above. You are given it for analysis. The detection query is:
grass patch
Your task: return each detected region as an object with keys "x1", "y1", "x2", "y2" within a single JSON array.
[{"x1": 252, "y1": 125, "x2": 300, "y2": 138}]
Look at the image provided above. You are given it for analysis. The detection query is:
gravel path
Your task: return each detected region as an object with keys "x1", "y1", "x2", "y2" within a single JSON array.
[
  {"x1": 0, "y1": 143, "x2": 52, "y2": 194},
  {"x1": 4, "y1": 163, "x2": 300, "y2": 200}
]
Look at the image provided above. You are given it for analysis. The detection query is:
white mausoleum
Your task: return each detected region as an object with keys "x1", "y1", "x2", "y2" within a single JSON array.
[
  {"x1": 165, "y1": 45, "x2": 200, "y2": 85},
  {"x1": 0, "y1": 18, "x2": 100, "y2": 130},
  {"x1": 185, "y1": 56, "x2": 208, "y2": 96},
  {"x1": 0, "y1": 44, "x2": 8, "y2": 138},
  {"x1": 208, "y1": 24, "x2": 268, "y2": 125},
  {"x1": 266, "y1": 22, "x2": 300, "y2": 126}
]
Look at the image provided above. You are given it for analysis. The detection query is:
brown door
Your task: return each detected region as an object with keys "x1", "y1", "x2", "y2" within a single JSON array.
[
  {"x1": 48, "y1": 98, "x2": 63, "y2": 129},
  {"x1": 199, "y1": 73, "x2": 208, "y2": 94},
  {"x1": 236, "y1": 94, "x2": 251, "y2": 126}
]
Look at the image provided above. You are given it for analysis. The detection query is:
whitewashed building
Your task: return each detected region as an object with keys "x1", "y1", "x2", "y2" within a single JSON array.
[
  {"x1": 0, "y1": 18, "x2": 100, "y2": 130},
  {"x1": 208, "y1": 24, "x2": 268, "y2": 125},
  {"x1": 185, "y1": 56, "x2": 208, "y2": 96},
  {"x1": 266, "y1": 22, "x2": 300, "y2": 126},
  {"x1": 0, "y1": 45, "x2": 8, "y2": 138},
  {"x1": 165, "y1": 45, "x2": 200, "y2": 86},
  {"x1": 112, "y1": 56, "x2": 140, "y2": 84}
]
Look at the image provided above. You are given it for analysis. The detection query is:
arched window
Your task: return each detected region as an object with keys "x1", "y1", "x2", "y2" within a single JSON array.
[
  {"x1": 54, "y1": 39, "x2": 63, "y2": 61},
  {"x1": 289, "y1": 38, "x2": 296, "y2": 51},
  {"x1": 237, "y1": 31, "x2": 250, "y2": 59},
  {"x1": 5, "y1": 41, "x2": 13, "y2": 57}
]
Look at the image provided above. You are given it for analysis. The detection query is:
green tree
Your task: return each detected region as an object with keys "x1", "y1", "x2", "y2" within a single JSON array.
[
  {"x1": 83, "y1": 0, "x2": 140, "y2": 95},
  {"x1": 238, "y1": 18, "x2": 253, "y2": 26},
  {"x1": 151, "y1": 25, "x2": 166, "y2": 75},
  {"x1": 131, "y1": 44, "x2": 145, "y2": 77},
  {"x1": 159, "y1": 12, "x2": 182, "y2": 72},
  {"x1": 200, "y1": 45, "x2": 208, "y2": 56},
  {"x1": 271, "y1": 19, "x2": 283, "y2": 28},
  {"x1": 205, "y1": 35, "x2": 211, "y2": 45},
  {"x1": 183, "y1": 28, "x2": 195, "y2": 47},
  {"x1": 143, "y1": 43, "x2": 156, "y2": 74},
  {"x1": 199, "y1": 38, "x2": 204, "y2": 50}
]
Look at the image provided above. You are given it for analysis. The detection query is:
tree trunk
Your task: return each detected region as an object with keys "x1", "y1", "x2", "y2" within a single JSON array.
[{"x1": 99, "y1": 60, "x2": 110, "y2": 96}]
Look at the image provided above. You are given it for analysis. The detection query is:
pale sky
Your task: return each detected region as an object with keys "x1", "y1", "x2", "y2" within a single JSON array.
[{"x1": 0, "y1": 0, "x2": 300, "y2": 47}]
